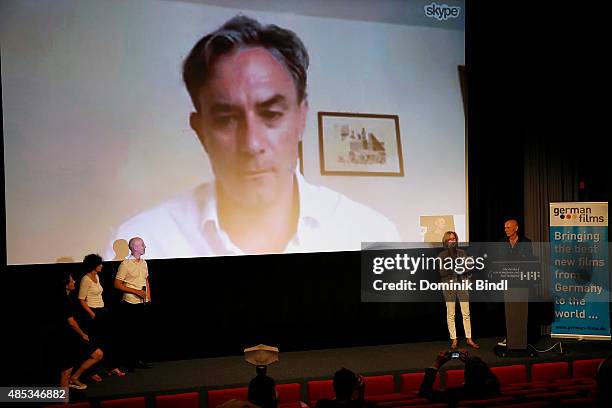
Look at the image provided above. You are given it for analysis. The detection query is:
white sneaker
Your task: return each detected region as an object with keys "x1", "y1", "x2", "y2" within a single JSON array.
[{"x1": 497, "y1": 338, "x2": 507, "y2": 347}]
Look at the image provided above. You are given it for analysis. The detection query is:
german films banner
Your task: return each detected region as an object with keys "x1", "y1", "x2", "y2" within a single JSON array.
[{"x1": 549, "y1": 202, "x2": 610, "y2": 339}]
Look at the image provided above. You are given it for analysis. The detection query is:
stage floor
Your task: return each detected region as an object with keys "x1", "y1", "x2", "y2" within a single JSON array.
[{"x1": 80, "y1": 337, "x2": 611, "y2": 402}]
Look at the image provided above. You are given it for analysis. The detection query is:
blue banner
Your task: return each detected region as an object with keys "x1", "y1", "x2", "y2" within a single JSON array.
[{"x1": 549, "y1": 202, "x2": 609, "y2": 339}]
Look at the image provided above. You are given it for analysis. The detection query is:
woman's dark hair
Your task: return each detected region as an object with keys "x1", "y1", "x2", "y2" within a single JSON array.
[
  {"x1": 63, "y1": 270, "x2": 73, "y2": 287},
  {"x1": 183, "y1": 15, "x2": 309, "y2": 112},
  {"x1": 83, "y1": 253, "x2": 103, "y2": 272}
]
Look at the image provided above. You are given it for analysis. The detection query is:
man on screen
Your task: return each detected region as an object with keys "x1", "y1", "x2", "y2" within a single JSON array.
[{"x1": 108, "y1": 15, "x2": 399, "y2": 259}]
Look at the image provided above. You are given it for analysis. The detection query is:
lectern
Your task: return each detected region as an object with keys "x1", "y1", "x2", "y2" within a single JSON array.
[{"x1": 489, "y1": 260, "x2": 541, "y2": 357}]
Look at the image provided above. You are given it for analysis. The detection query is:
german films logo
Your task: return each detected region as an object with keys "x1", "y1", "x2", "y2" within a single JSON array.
[{"x1": 552, "y1": 206, "x2": 605, "y2": 223}]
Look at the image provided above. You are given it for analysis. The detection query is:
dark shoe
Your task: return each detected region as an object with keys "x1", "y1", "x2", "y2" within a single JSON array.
[
  {"x1": 450, "y1": 339, "x2": 458, "y2": 350},
  {"x1": 135, "y1": 360, "x2": 153, "y2": 369}
]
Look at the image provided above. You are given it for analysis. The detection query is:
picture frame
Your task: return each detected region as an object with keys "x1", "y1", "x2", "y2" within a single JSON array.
[
  {"x1": 317, "y1": 112, "x2": 404, "y2": 177},
  {"x1": 420, "y1": 215, "x2": 456, "y2": 245}
]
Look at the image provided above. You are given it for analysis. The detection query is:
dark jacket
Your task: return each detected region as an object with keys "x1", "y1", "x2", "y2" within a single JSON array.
[{"x1": 498, "y1": 236, "x2": 534, "y2": 260}]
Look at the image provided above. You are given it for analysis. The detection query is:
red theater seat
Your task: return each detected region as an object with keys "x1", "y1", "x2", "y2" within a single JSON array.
[
  {"x1": 500, "y1": 386, "x2": 528, "y2": 393},
  {"x1": 277, "y1": 383, "x2": 302, "y2": 404},
  {"x1": 209, "y1": 384, "x2": 300, "y2": 408},
  {"x1": 375, "y1": 397, "x2": 428, "y2": 407},
  {"x1": 363, "y1": 375, "x2": 395, "y2": 396},
  {"x1": 208, "y1": 387, "x2": 248, "y2": 408},
  {"x1": 504, "y1": 381, "x2": 549, "y2": 389},
  {"x1": 444, "y1": 369, "x2": 464, "y2": 388},
  {"x1": 279, "y1": 403, "x2": 303, "y2": 408},
  {"x1": 553, "y1": 378, "x2": 593, "y2": 386},
  {"x1": 492, "y1": 403, "x2": 548, "y2": 408},
  {"x1": 573, "y1": 358, "x2": 604, "y2": 379},
  {"x1": 400, "y1": 373, "x2": 440, "y2": 394},
  {"x1": 530, "y1": 361, "x2": 569, "y2": 382},
  {"x1": 501, "y1": 388, "x2": 549, "y2": 397},
  {"x1": 557, "y1": 383, "x2": 597, "y2": 392},
  {"x1": 457, "y1": 396, "x2": 514, "y2": 406},
  {"x1": 524, "y1": 390, "x2": 579, "y2": 401},
  {"x1": 362, "y1": 374, "x2": 409, "y2": 402},
  {"x1": 393, "y1": 404, "x2": 448, "y2": 408},
  {"x1": 559, "y1": 397, "x2": 597, "y2": 406},
  {"x1": 155, "y1": 392, "x2": 199, "y2": 408},
  {"x1": 366, "y1": 394, "x2": 416, "y2": 403},
  {"x1": 307, "y1": 379, "x2": 334, "y2": 406},
  {"x1": 491, "y1": 365, "x2": 527, "y2": 387},
  {"x1": 100, "y1": 397, "x2": 146, "y2": 408}
]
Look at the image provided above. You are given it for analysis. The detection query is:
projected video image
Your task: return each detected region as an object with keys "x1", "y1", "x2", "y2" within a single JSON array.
[{"x1": 1, "y1": 0, "x2": 466, "y2": 264}]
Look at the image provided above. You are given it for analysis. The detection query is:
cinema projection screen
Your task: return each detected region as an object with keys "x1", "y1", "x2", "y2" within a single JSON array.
[{"x1": 1, "y1": 0, "x2": 466, "y2": 264}]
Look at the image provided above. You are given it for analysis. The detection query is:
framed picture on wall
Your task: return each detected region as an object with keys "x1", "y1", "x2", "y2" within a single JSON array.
[{"x1": 317, "y1": 112, "x2": 404, "y2": 177}]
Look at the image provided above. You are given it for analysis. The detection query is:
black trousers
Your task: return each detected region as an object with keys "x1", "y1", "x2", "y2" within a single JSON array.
[{"x1": 118, "y1": 301, "x2": 151, "y2": 368}]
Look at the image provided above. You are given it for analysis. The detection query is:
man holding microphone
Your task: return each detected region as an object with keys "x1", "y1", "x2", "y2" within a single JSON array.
[{"x1": 114, "y1": 236, "x2": 153, "y2": 371}]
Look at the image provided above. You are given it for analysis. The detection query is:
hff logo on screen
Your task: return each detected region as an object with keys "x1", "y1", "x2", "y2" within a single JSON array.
[{"x1": 424, "y1": 2, "x2": 461, "y2": 21}]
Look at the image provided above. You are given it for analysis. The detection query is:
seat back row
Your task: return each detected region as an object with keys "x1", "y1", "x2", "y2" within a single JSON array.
[{"x1": 51, "y1": 358, "x2": 605, "y2": 408}]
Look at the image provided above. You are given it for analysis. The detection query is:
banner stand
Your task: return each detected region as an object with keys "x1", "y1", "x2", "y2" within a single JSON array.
[{"x1": 549, "y1": 202, "x2": 610, "y2": 341}]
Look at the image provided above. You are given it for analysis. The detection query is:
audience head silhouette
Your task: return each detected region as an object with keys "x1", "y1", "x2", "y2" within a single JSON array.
[
  {"x1": 464, "y1": 356, "x2": 499, "y2": 393},
  {"x1": 597, "y1": 355, "x2": 612, "y2": 407},
  {"x1": 248, "y1": 368, "x2": 277, "y2": 408},
  {"x1": 333, "y1": 368, "x2": 359, "y2": 401}
]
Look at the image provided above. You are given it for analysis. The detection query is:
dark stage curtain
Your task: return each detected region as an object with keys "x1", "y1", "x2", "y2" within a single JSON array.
[{"x1": 523, "y1": 136, "x2": 579, "y2": 244}]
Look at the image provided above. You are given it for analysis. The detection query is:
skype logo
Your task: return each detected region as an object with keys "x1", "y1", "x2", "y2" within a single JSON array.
[{"x1": 424, "y1": 2, "x2": 461, "y2": 21}]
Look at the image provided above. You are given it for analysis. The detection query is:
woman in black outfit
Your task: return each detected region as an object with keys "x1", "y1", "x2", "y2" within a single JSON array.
[
  {"x1": 78, "y1": 254, "x2": 124, "y2": 379},
  {"x1": 59, "y1": 272, "x2": 104, "y2": 390}
]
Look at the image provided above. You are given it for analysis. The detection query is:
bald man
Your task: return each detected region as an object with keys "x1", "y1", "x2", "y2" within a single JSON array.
[
  {"x1": 497, "y1": 219, "x2": 535, "y2": 347},
  {"x1": 114, "y1": 237, "x2": 153, "y2": 370},
  {"x1": 500, "y1": 219, "x2": 533, "y2": 259}
]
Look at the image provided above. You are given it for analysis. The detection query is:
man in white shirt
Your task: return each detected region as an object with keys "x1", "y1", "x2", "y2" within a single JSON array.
[
  {"x1": 108, "y1": 15, "x2": 399, "y2": 260},
  {"x1": 114, "y1": 237, "x2": 152, "y2": 370}
]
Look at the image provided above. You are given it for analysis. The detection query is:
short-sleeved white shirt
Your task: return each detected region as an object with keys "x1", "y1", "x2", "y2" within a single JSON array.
[
  {"x1": 78, "y1": 274, "x2": 104, "y2": 308},
  {"x1": 116, "y1": 256, "x2": 149, "y2": 304}
]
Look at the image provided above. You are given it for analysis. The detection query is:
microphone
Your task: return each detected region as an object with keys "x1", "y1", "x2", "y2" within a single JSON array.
[{"x1": 141, "y1": 285, "x2": 147, "y2": 304}]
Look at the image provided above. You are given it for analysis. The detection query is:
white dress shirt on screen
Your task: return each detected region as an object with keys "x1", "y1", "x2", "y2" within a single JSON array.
[{"x1": 106, "y1": 172, "x2": 400, "y2": 260}]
